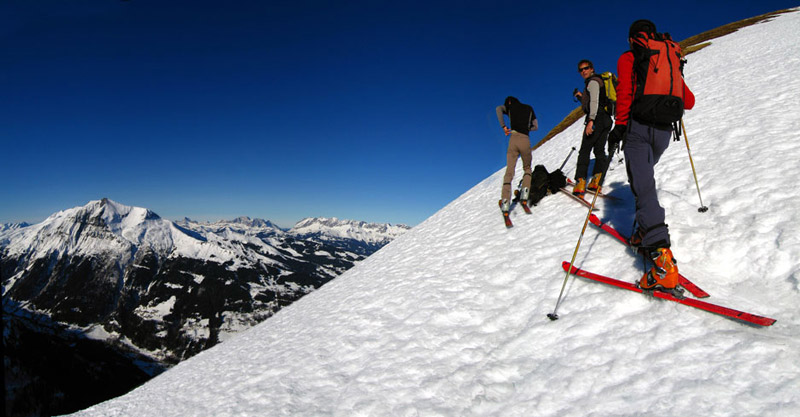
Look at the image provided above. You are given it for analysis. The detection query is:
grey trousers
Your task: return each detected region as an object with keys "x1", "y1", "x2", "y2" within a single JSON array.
[{"x1": 624, "y1": 120, "x2": 672, "y2": 248}]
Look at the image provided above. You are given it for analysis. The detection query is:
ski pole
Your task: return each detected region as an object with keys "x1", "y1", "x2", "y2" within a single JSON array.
[
  {"x1": 548, "y1": 142, "x2": 619, "y2": 321},
  {"x1": 559, "y1": 147, "x2": 577, "y2": 171},
  {"x1": 548, "y1": 171, "x2": 604, "y2": 321},
  {"x1": 680, "y1": 119, "x2": 708, "y2": 213}
]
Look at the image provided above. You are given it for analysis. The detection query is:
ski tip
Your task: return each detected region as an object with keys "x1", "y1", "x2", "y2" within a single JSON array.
[{"x1": 547, "y1": 313, "x2": 559, "y2": 321}]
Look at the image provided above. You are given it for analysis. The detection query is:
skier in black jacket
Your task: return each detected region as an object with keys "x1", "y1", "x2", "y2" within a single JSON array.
[{"x1": 495, "y1": 96, "x2": 538, "y2": 213}]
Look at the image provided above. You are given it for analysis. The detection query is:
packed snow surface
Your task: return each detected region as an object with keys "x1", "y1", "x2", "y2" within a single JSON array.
[{"x1": 71, "y1": 11, "x2": 800, "y2": 417}]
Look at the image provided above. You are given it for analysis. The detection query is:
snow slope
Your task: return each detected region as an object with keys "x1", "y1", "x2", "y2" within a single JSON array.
[{"x1": 70, "y1": 10, "x2": 800, "y2": 417}]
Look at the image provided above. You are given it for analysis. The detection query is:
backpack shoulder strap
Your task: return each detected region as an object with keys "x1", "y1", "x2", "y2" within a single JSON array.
[
  {"x1": 585, "y1": 74, "x2": 606, "y2": 102},
  {"x1": 585, "y1": 74, "x2": 603, "y2": 86}
]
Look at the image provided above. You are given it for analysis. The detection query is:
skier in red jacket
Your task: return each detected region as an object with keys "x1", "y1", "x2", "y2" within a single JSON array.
[{"x1": 607, "y1": 19, "x2": 695, "y2": 293}]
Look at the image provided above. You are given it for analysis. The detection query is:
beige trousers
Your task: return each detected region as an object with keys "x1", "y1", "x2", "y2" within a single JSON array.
[{"x1": 502, "y1": 131, "x2": 532, "y2": 201}]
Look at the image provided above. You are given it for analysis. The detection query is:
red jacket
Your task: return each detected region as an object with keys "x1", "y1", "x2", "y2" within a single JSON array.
[{"x1": 615, "y1": 51, "x2": 695, "y2": 126}]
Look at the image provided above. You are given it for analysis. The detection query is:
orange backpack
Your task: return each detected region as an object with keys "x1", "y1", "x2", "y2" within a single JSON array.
[{"x1": 630, "y1": 31, "x2": 686, "y2": 125}]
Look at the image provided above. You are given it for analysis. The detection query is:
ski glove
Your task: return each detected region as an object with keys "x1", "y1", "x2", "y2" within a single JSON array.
[{"x1": 608, "y1": 124, "x2": 627, "y2": 152}]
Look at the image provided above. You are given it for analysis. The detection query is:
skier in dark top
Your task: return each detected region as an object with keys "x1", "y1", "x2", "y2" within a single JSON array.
[{"x1": 496, "y1": 96, "x2": 538, "y2": 214}]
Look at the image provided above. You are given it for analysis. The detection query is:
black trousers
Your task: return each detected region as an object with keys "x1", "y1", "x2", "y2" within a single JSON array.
[{"x1": 575, "y1": 124, "x2": 610, "y2": 181}]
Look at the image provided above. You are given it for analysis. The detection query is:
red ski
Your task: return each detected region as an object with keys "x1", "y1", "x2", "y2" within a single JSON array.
[
  {"x1": 520, "y1": 200, "x2": 532, "y2": 214},
  {"x1": 561, "y1": 262, "x2": 775, "y2": 327},
  {"x1": 589, "y1": 214, "x2": 710, "y2": 298},
  {"x1": 502, "y1": 212, "x2": 513, "y2": 228},
  {"x1": 512, "y1": 189, "x2": 534, "y2": 214},
  {"x1": 499, "y1": 200, "x2": 513, "y2": 228},
  {"x1": 558, "y1": 187, "x2": 595, "y2": 208}
]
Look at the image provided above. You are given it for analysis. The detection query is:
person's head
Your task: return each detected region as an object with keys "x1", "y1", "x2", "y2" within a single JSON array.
[
  {"x1": 505, "y1": 96, "x2": 520, "y2": 108},
  {"x1": 577, "y1": 60, "x2": 594, "y2": 79},
  {"x1": 629, "y1": 19, "x2": 656, "y2": 42}
]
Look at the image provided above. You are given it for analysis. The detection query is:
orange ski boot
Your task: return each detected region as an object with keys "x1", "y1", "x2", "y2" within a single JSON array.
[
  {"x1": 640, "y1": 248, "x2": 682, "y2": 296},
  {"x1": 572, "y1": 178, "x2": 586, "y2": 197},
  {"x1": 587, "y1": 173, "x2": 602, "y2": 192}
]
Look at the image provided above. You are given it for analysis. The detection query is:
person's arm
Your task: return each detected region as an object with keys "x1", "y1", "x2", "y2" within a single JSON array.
[
  {"x1": 497, "y1": 105, "x2": 511, "y2": 135},
  {"x1": 608, "y1": 51, "x2": 634, "y2": 150},
  {"x1": 585, "y1": 79, "x2": 601, "y2": 135},
  {"x1": 615, "y1": 51, "x2": 634, "y2": 127},
  {"x1": 683, "y1": 82, "x2": 695, "y2": 110},
  {"x1": 587, "y1": 79, "x2": 601, "y2": 121},
  {"x1": 529, "y1": 116, "x2": 538, "y2": 132},
  {"x1": 496, "y1": 105, "x2": 507, "y2": 128}
]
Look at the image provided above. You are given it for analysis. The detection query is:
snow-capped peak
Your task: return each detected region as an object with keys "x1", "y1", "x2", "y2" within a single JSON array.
[
  {"x1": 85, "y1": 198, "x2": 163, "y2": 239},
  {"x1": 1, "y1": 222, "x2": 31, "y2": 232},
  {"x1": 290, "y1": 217, "x2": 410, "y2": 243},
  {"x1": 175, "y1": 216, "x2": 286, "y2": 238},
  {"x1": 1, "y1": 199, "x2": 206, "y2": 265},
  {"x1": 230, "y1": 216, "x2": 279, "y2": 229}
]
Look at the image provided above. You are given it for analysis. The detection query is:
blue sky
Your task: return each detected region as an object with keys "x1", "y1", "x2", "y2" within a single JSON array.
[{"x1": 1, "y1": 0, "x2": 796, "y2": 228}]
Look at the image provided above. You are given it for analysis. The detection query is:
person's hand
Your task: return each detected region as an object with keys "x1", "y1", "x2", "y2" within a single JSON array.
[
  {"x1": 503, "y1": 126, "x2": 511, "y2": 136},
  {"x1": 584, "y1": 120, "x2": 594, "y2": 136},
  {"x1": 608, "y1": 124, "x2": 627, "y2": 151}
]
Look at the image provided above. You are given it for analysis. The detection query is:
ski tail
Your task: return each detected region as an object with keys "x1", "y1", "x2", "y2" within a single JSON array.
[
  {"x1": 499, "y1": 200, "x2": 513, "y2": 228},
  {"x1": 588, "y1": 214, "x2": 710, "y2": 298},
  {"x1": 559, "y1": 188, "x2": 594, "y2": 208}
]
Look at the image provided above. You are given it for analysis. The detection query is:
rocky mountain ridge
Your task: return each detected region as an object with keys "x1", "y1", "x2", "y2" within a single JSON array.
[{"x1": 1, "y1": 198, "x2": 409, "y2": 416}]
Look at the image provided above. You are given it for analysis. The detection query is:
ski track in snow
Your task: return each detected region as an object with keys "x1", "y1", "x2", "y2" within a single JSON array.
[{"x1": 70, "y1": 10, "x2": 800, "y2": 417}]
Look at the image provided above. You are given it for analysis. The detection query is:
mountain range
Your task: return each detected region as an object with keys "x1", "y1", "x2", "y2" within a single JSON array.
[{"x1": 1, "y1": 199, "x2": 409, "y2": 416}]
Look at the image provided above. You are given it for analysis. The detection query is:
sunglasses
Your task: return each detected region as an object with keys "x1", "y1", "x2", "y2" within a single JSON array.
[{"x1": 578, "y1": 66, "x2": 592, "y2": 72}]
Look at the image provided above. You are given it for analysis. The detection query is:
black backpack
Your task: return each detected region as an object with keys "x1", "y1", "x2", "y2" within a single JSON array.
[{"x1": 517, "y1": 165, "x2": 567, "y2": 206}]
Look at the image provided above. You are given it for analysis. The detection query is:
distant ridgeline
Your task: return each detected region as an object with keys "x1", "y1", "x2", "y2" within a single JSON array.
[{"x1": 1, "y1": 198, "x2": 409, "y2": 417}]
